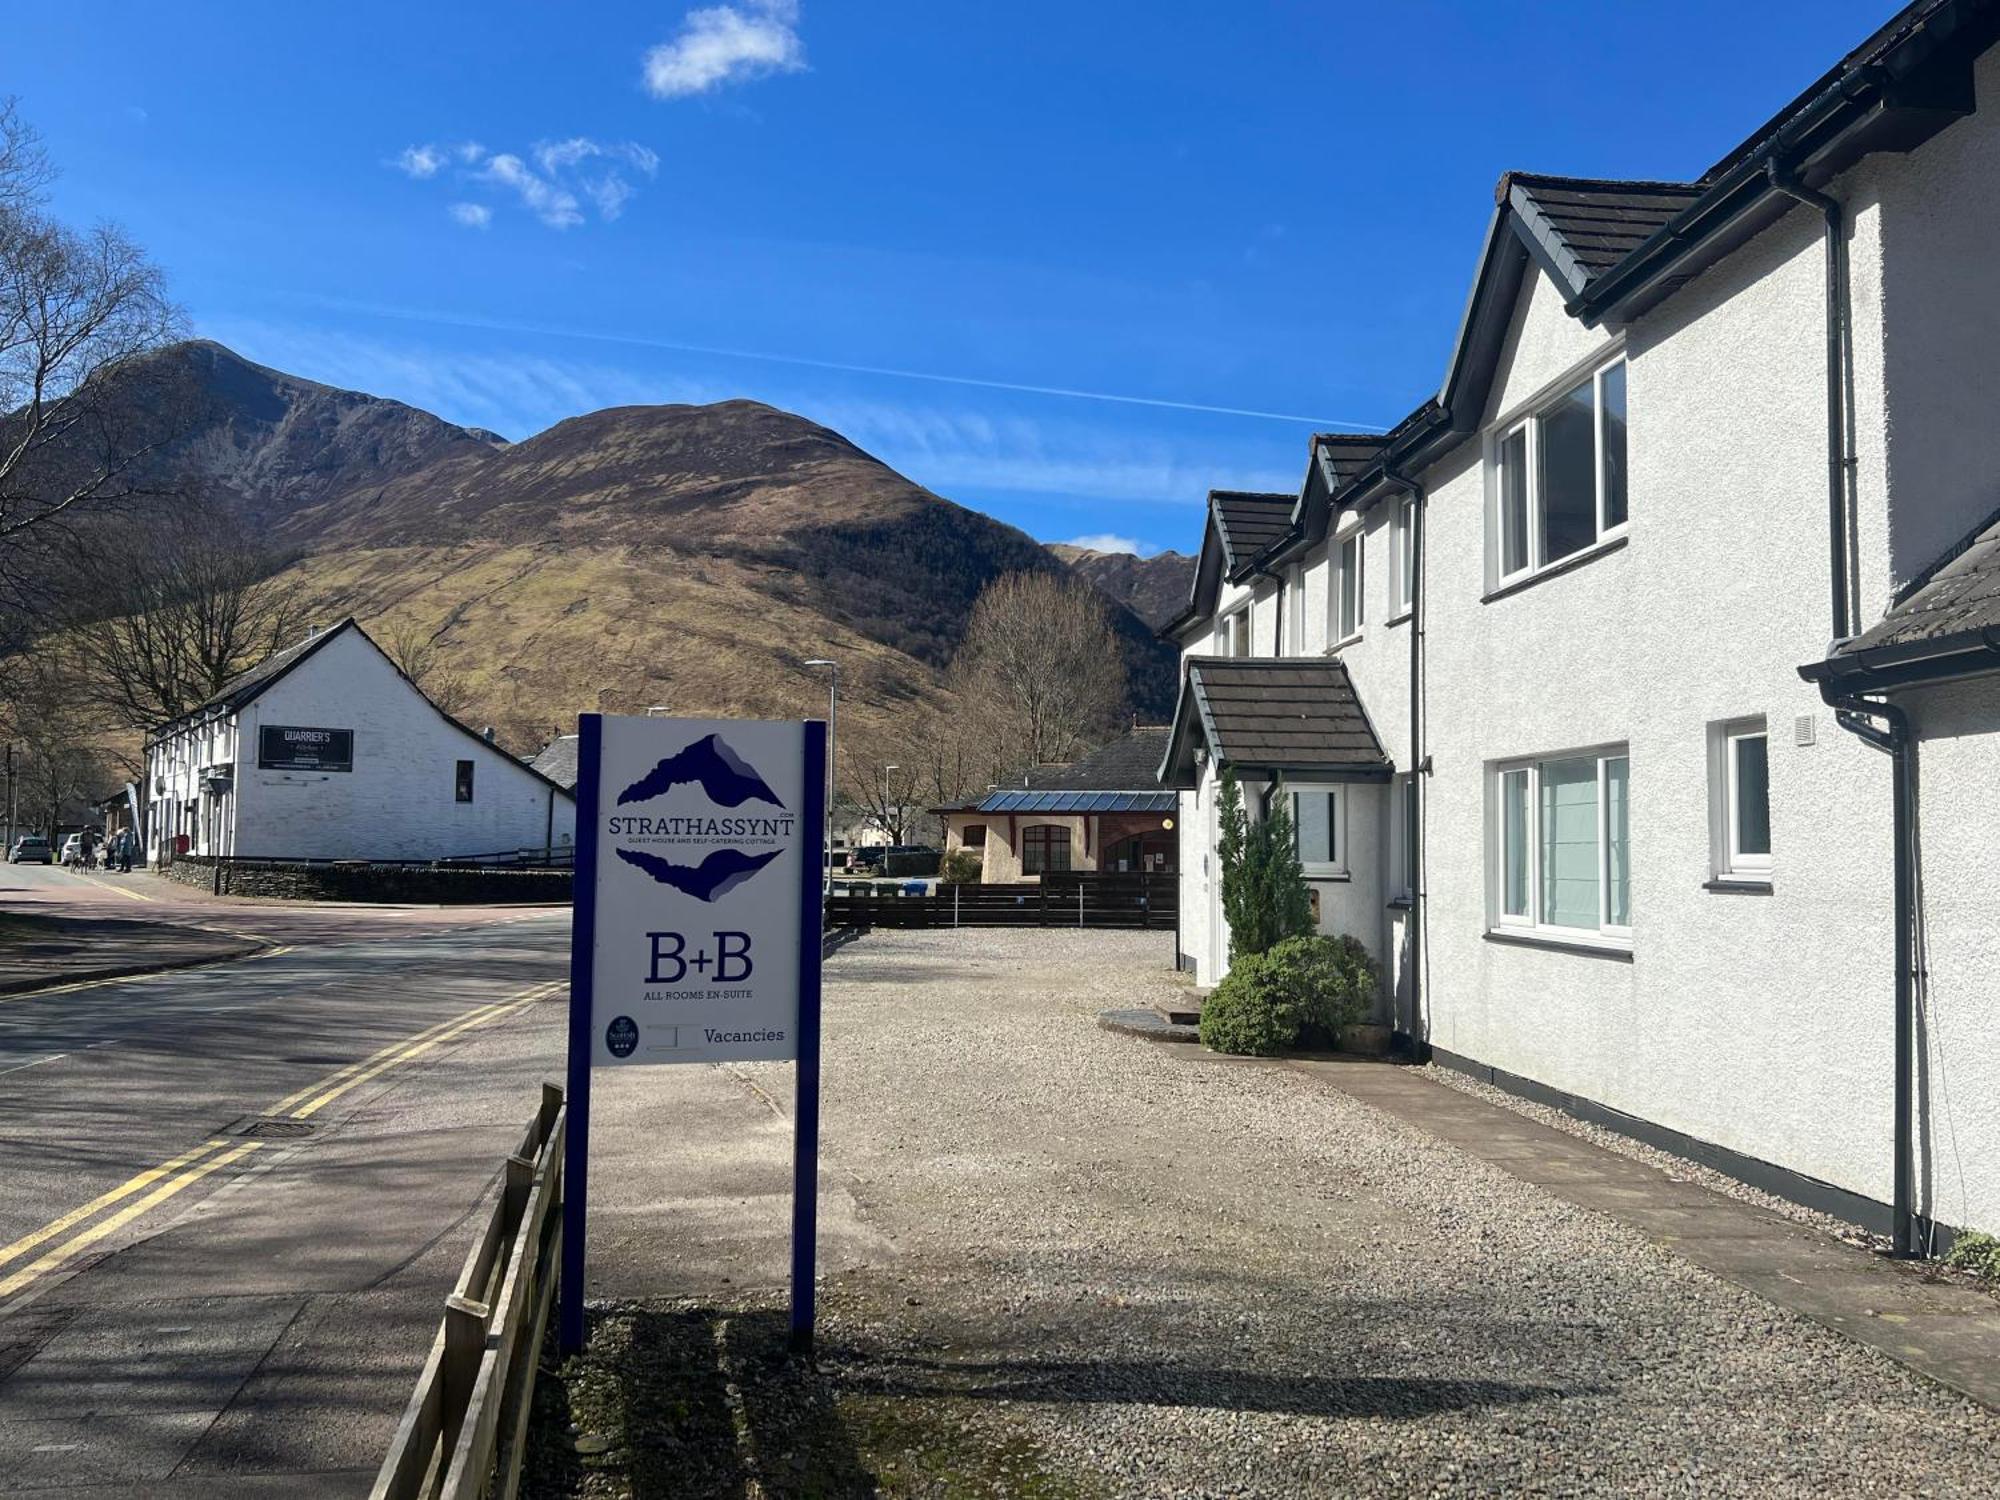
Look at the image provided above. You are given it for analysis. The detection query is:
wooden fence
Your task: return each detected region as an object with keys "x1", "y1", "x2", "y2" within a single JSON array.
[
  {"x1": 372, "y1": 1084, "x2": 565, "y2": 1500},
  {"x1": 827, "y1": 871, "x2": 1177, "y2": 930}
]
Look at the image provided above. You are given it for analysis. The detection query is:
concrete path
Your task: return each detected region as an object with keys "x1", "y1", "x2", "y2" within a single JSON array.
[{"x1": 1289, "y1": 1054, "x2": 2000, "y2": 1410}]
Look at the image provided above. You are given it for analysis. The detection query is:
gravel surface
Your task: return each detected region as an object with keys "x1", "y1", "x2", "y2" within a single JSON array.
[{"x1": 772, "y1": 929, "x2": 2000, "y2": 1497}]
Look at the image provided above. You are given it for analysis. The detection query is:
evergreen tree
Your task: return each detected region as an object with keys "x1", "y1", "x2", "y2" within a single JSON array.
[{"x1": 1217, "y1": 768, "x2": 1314, "y2": 961}]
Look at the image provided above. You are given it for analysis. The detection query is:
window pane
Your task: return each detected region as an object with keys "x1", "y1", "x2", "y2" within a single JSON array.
[
  {"x1": 1604, "y1": 757, "x2": 1630, "y2": 926},
  {"x1": 1294, "y1": 790, "x2": 1335, "y2": 866},
  {"x1": 1539, "y1": 378, "x2": 1597, "y2": 563},
  {"x1": 1500, "y1": 428, "x2": 1530, "y2": 574},
  {"x1": 1539, "y1": 757, "x2": 1600, "y2": 929},
  {"x1": 1398, "y1": 499, "x2": 1415, "y2": 609},
  {"x1": 1600, "y1": 362, "x2": 1628, "y2": 530},
  {"x1": 1339, "y1": 539, "x2": 1359, "y2": 638},
  {"x1": 1501, "y1": 769, "x2": 1529, "y2": 916},
  {"x1": 1734, "y1": 735, "x2": 1771, "y2": 857}
]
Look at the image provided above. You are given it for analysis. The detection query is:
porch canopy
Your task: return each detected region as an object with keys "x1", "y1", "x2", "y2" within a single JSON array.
[{"x1": 1158, "y1": 656, "x2": 1391, "y2": 787}]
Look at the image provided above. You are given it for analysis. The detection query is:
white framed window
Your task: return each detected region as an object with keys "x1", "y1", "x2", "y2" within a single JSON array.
[
  {"x1": 1709, "y1": 717, "x2": 1771, "y2": 881},
  {"x1": 1394, "y1": 773, "x2": 1418, "y2": 899},
  {"x1": 1287, "y1": 783, "x2": 1345, "y2": 878},
  {"x1": 1493, "y1": 747, "x2": 1631, "y2": 943},
  {"x1": 1492, "y1": 357, "x2": 1628, "y2": 585},
  {"x1": 1224, "y1": 607, "x2": 1250, "y2": 657},
  {"x1": 1286, "y1": 564, "x2": 1304, "y2": 656},
  {"x1": 1392, "y1": 496, "x2": 1416, "y2": 617},
  {"x1": 1332, "y1": 528, "x2": 1363, "y2": 643}
]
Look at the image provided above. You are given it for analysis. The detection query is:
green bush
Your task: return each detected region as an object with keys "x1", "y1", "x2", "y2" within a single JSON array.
[
  {"x1": 1945, "y1": 1230, "x2": 2000, "y2": 1281},
  {"x1": 1264, "y1": 934, "x2": 1379, "y2": 1041},
  {"x1": 939, "y1": 848, "x2": 983, "y2": 884},
  {"x1": 1199, "y1": 934, "x2": 1382, "y2": 1056},
  {"x1": 1198, "y1": 951, "x2": 1302, "y2": 1056}
]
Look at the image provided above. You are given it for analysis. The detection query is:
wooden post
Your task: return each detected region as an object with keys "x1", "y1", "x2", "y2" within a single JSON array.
[{"x1": 440, "y1": 1294, "x2": 490, "y2": 1459}]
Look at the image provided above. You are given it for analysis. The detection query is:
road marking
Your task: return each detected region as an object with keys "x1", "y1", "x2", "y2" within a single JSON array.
[
  {"x1": 0, "y1": 1054, "x2": 64, "y2": 1077},
  {"x1": 284, "y1": 981, "x2": 560, "y2": 1121},
  {"x1": 65, "y1": 870, "x2": 154, "y2": 903},
  {"x1": 0, "y1": 1141, "x2": 261, "y2": 1300},
  {"x1": 0, "y1": 1140, "x2": 232, "y2": 1276}
]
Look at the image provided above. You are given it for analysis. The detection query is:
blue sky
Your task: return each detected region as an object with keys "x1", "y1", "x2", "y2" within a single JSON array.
[{"x1": 16, "y1": 0, "x2": 1890, "y2": 557}]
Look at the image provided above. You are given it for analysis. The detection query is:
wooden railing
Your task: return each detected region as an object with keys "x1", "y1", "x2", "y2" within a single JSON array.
[{"x1": 372, "y1": 1084, "x2": 566, "y2": 1500}]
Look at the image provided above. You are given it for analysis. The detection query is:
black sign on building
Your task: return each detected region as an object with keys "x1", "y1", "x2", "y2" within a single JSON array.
[{"x1": 258, "y1": 725, "x2": 355, "y2": 772}]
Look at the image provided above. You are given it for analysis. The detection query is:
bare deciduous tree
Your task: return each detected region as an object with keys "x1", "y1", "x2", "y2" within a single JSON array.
[
  {"x1": 59, "y1": 501, "x2": 308, "y2": 733},
  {"x1": 0, "y1": 99, "x2": 189, "y2": 666},
  {"x1": 950, "y1": 570, "x2": 1127, "y2": 772},
  {"x1": 381, "y1": 618, "x2": 474, "y2": 718},
  {"x1": 837, "y1": 747, "x2": 928, "y2": 846},
  {"x1": 0, "y1": 655, "x2": 109, "y2": 836}
]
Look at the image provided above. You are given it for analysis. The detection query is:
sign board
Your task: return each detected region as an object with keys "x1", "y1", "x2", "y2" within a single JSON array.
[
  {"x1": 574, "y1": 716, "x2": 813, "y2": 1065},
  {"x1": 562, "y1": 712, "x2": 827, "y2": 1355},
  {"x1": 258, "y1": 725, "x2": 354, "y2": 772}
]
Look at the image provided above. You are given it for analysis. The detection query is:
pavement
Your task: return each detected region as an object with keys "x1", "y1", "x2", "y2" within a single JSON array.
[{"x1": 0, "y1": 865, "x2": 573, "y2": 1496}]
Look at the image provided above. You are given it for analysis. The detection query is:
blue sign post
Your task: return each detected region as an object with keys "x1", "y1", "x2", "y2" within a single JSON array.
[{"x1": 560, "y1": 714, "x2": 826, "y2": 1358}]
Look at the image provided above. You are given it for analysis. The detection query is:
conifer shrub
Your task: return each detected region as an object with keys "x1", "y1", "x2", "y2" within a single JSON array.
[
  {"x1": 1263, "y1": 933, "x2": 1379, "y2": 1041},
  {"x1": 1197, "y1": 951, "x2": 1302, "y2": 1056}
]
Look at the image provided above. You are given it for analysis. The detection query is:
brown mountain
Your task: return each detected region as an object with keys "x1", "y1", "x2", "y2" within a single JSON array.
[
  {"x1": 1050, "y1": 544, "x2": 1196, "y2": 630},
  {"x1": 110, "y1": 342, "x2": 1177, "y2": 752}
]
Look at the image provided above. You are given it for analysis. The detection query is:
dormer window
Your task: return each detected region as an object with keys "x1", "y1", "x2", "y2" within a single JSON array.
[
  {"x1": 1225, "y1": 607, "x2": 1250, "y2": 657},
  {"x1": 1494, "y1": 357, "x2": 1628, "y2": 584}
]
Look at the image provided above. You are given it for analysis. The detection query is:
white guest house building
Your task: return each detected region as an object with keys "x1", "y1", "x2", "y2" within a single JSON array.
[
  {"x1": 146, "y1": 619, "x2": 574, "y2": 865},
  {"x1": 1160, "y1": 0, "x2": 2000, "y2": 1252}
]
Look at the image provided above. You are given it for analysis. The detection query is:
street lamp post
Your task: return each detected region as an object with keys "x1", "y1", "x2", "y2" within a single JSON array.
[
  {"x1": 644, "y1": 704, "x2": 672, "y2": 717},
  {"x1": 882, "y1": 763, "x2": 899, "y2": 846},
  {"x1": 803, "y1": 660, "x2": 838, "y2": 897}
]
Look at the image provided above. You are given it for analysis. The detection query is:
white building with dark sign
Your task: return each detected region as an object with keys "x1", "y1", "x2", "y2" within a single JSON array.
[{"x1": 144, "y1": 618, "x2": 575, "y2": 864}]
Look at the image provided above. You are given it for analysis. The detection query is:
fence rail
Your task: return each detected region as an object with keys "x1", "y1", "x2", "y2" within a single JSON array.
[
  {"x1": 372, "y1": 1084, "x2": 565, "y2": 1500},
  {"x1": 827, "y1": 872, "x2": 1176, "y2": 930}
]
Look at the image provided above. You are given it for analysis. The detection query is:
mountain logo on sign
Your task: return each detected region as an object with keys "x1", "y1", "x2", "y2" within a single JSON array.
[
  {"x1": 615, "y1": 846, "x2": 782, "y2": 902},
  {"x1": 618, "y1": 734, "x2": 783, "y2": 809}
]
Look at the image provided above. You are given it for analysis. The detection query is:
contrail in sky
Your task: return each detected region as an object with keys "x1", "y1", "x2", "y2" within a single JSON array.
[{"x1": 287, "y1": 292, "x2": 1389, "y2": 432}]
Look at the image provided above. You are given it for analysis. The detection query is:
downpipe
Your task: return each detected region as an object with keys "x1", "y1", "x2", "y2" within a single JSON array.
[
  {"x1": 1823, "y1": 687, "x2": 1918, "y2": 1256},
  {"x1": 1767, "y1": 159, "x2": 1853, "y2": 642},
  {"x1": 1380, "y1": 465, "x2": 1427, "y2": 1060}
]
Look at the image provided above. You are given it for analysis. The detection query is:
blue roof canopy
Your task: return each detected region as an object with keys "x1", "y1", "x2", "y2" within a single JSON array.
[{"x1": 975, "y1": 789, "x2": 1177, "y2": 816}]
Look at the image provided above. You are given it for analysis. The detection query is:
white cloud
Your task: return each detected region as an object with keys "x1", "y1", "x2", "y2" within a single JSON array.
[
  {"x1": 392, "y1": 138, "x2": 654, "y2": 230},
  {"x1": 393, "y1": 144, "x2": 447, "y2": 179},
  {"x1": 1062, "y1": 534, "x2": 1153, "y2": 556},
  {"x1": 644, "y1": 0, "x2": 805, "y2": 99},
  {"x1": 479, "y1": 153, "x2": 583, "y2": 229}
]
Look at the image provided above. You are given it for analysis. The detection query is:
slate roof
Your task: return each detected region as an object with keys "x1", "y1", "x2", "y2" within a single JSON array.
[
  {"x1": 978, "y1": 789, "x2": 1177, "y2": 815},
  {"x1": 1020, "y1": 726, "x2": 1172, "y2": 791},
  {"x1": 1806, "y1": 504, "x2": 2000, "y2": 687},
  {"x1": 1160, "y1": 657, "x2": 1389, "y2": 786},
  {"x1": 529, "y1": 734, "x2": 582, "y2": 791},
  {"x1": 1211, "y1": 491, "x2": 1296, "y2": 580},
  {"x1": 1503, "y1": 174, "x2": 1703, "y2": 298},
  {"x1": 1312, "y1": 434, "x2": 1389, "y2": 494}
]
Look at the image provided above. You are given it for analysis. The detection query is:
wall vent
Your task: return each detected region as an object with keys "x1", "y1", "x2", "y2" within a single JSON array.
[{"x1": 1795, "y1": 714, "x2": 1818, "y2": 747}]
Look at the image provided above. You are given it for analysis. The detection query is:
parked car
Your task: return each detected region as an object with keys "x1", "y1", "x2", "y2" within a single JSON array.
[
  {"x1": 849, "y1": 846, "x2": 886, "y2": 874},
  {"x1": 9, "y1": 835, "x2": 52, "y2": 864},
  {"x1": 59, "y1": 834, "x2": 85, "y2": 867}
]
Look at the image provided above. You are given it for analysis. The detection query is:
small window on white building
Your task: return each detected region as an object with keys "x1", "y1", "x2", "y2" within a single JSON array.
[
  {"x1": 1709, "y1": 717, "x2": 1771, "y2": 882},
  {"x1": 1286, "y1": 564, "x2": 1304, "y2": 656},
  {"x1": 1393, "y1": 496, "x2": 1416, "y2": 617},
  {"x1": 1225, "y1": 607, "x2": 1250, "y2": 658},
  {"x1": 1493, "y1": 357, "x2": 1628, "y2": 584},
  {"x1": 456, "y1": 759, "x2": 475, "y2": 803},
  {"x1": 1288, "y1": 784, "x2": 1345, "y2": 878},
  {"x1": 1493, "y1": 748, "x2": 1630, "y2": 942},
  {"x1": 1333, "y1": 529, "x2": 1362, "y2": 643}
]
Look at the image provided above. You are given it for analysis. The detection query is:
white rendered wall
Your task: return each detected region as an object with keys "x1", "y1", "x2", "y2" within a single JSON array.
[
  {"x1": 229, "y1": 630, "x2": 575, "y2": 861},
  {"x1": 1901, "y1": 675, "x2": 2000, "y2": 1235},
  {"x1": 1413, "y1": 215, "x2": 1905, "y2": 1213}
]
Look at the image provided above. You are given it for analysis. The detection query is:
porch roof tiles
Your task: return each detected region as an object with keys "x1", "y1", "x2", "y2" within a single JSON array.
[{"x1": 1160, "y1": 656, "x2": 1390, "y2": 787}]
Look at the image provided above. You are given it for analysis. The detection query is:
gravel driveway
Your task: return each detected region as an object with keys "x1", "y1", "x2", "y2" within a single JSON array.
[{"x1": 783, "y1": 928, "x2": 2000, "y2": 1497}]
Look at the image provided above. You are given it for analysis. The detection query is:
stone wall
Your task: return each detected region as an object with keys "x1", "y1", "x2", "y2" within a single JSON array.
[{"x1": 160, "y1": 855, "x2": 571, "y2": 905}]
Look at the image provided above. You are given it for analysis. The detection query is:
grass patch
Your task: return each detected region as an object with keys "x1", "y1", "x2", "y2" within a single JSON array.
[{"x1": 522, "y1": 1300, "x2": 1093, "y2": 1499}]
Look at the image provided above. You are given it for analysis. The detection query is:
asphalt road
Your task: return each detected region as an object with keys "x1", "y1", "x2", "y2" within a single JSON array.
[{"x1": 0, "y1": 866, "x2": 570, "y2": 1495}]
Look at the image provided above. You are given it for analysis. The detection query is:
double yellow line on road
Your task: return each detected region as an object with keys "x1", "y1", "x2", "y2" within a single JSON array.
[{"x1": 0, "y1": 977, "x2": 563, "y2": 1310}]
